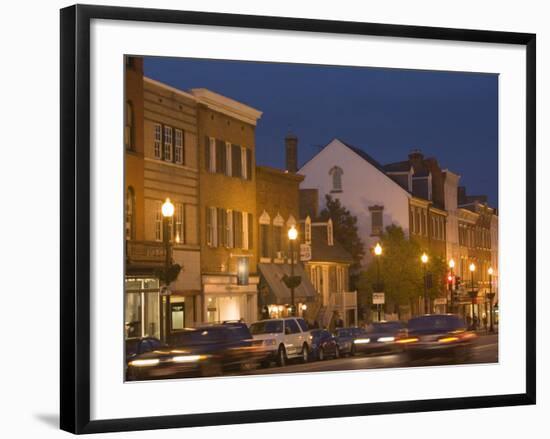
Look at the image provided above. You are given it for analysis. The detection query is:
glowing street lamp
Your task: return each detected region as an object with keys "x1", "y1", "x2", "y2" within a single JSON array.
[
  {"x1": 487, "y1": 267, "x2": 495, "y2": 332},
  {"x1": 288, "y1": 225, "x2": 298, "y2": 316},
  {"x1": 468, "y1": 262, "x2": 477, "y2": 328},
  {"x1": 374, "y1": 243, "x2": 383, "y2": 321},
  {"x1": 421, "y1": 253, "x2": 429, "y2": 314},
  {"x1": 160, "y1": 198, "x2": 175, "y2": 343}
]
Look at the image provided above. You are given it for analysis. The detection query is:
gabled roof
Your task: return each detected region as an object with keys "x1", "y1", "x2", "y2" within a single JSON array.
[
  {"x1": 384, "y1": 161, "x2": 411, "y2": 173},
  {"x1": 299, "y1": 138, "x2": 412, "y2": 197},
  {"x1": 310, "y1": 225, "x2": 353, "y2": 264}
]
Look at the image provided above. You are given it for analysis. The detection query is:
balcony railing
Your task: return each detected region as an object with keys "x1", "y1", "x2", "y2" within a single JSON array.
[
  {"x1": 126, "y1": 240, "x2": 166, "y2": 268},
  {"x1": 330, "y1": 291, "x2": 357, "y2": 308}
]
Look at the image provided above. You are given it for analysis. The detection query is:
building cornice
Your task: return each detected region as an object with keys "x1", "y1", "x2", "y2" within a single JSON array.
[
  {"x1": 144, "y1": 76, "x2": 196, "y2": 101},
  {"x1": 191, "y1": 88, "x2": 263, "y2": 126}
]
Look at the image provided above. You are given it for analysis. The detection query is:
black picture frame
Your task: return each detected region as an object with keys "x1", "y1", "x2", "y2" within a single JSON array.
[{"x1": 60, "y1": 4, "x2": 536, "y2": 434}]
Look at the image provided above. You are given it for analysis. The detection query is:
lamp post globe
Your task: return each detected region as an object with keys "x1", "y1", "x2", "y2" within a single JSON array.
[
  {"x1": 161, "y1": 198, "x2": 175, "y2": 218},
  {"x1": 288, "y1": 225, "x2": 298, "y2": 316},
  {"x1": 421, "y1": 253, "x2": 429, "y2": 314}
]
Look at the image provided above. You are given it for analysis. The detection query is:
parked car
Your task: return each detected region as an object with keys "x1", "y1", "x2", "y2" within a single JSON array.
[
  {"x1": 249, "y1": 317, "x2": 312, "y2": 366},
  {"x1": 309, "y1": 329, "x2": 339, "y2": 360},
  {"x1": 398, "y1": 314, "x2": 477, "y2": 362},
  {"x1": 333, "y1": 327, "x2": 369, "y2": 356},
  {"x1": 126, "y1": 323, "x2": 265, "y2": 380},
  {"x1": 359, "y1": 321, "x2": 407, "y2": 354}
]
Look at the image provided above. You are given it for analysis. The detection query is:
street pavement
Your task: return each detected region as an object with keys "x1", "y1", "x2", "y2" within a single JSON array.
[{"x1": 237, "y1": 333, "x2": 498, "y2": 376}]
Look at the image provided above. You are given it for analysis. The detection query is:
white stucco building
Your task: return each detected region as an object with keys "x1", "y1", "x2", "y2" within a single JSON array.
[{"x1": 299, "y1": 138, "x2": 411, "y2": 265}]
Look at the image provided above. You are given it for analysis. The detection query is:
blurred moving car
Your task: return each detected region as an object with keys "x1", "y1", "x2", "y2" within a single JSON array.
[
  {"x1": 359, "y1": 321, "x2": 407, "y2": 354},
  {"x1": 125, "y1": 337, "x2": 164, "y2": 379},
  {"x1": 333, "y1": 327, "x2": 369, "y2": 356},
  {"x1": 126, "y1": 323, "x2": 265, "y2": 380},
  {"x1": 398, "y1": 314, "x2": 476, "y2": 361},
  {"x1": 126, "y1": 337, "x2": 163, "y2": 363},
  {"x1": 249, "y1": 317, "x2": 311, "y2": 366},
  {"x1": 309, "y1": 329, "x2": 339, "y2": 360}
]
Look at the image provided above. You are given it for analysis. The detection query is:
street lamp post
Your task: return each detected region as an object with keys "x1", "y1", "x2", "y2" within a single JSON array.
[
  {"x1": 487, "y1": 267, "x2": 495, "y2": 332},
  {"x1": 448, "y1": 259, "x2": 455, "y2": 314},
  {"x1": 421, "y1": 252, "x2": 429, "y2": 314},
  {"x1": 374, "y1": 243, "x2": 382, "y2": 321},
  {"x1": 161, "y1": 198, "x2": 174, "y2": 343},
  {"x1": 288, "y1": 225, "x2": 298, "y2": 317},
  {"x1": 468, "y1": 262, "x2": 477, "y2": 329}
]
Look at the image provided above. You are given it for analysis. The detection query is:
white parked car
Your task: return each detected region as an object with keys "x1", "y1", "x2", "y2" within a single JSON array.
[{"x1": 249, "y1": 317, "x2": 312, "y2": 367}]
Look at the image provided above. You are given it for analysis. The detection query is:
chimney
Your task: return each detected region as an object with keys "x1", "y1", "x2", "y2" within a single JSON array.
[
  {"x1": 408, "y1": 148, "x2": 424, "y2": 171},
  {"x1": 300, "y1": 189, "x2": 319, "y2": 219},
  {"x1": 285, "y1": 132, "x2": 298, "y2": 173},
  {"x1": 457, "y1": 186, "x2": 466, "y2": 205}
]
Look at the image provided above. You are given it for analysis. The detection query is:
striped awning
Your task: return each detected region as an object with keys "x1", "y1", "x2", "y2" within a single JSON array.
[{"x1": 258, "y1": 263, "x2": 317, "y2": 305}]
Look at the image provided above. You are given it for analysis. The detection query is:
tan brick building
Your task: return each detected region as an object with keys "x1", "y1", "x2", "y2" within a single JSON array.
[
  {"x1": 255, "y1": 165, "x2": 318, "y2": 320},
  {"x1": 124, "y1": 58, "x2": 202, "y2": 340},
  {"x1": 194, "y1": 89, "x2": 262, "y2": 324}
]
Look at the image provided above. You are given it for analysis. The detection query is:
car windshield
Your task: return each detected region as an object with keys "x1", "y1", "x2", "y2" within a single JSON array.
[
  {"x1": 366, "y1": 322, "x2": 404, "y2": 333},
  {"x1": 169, "y1": 328, "x2": 227, "y2": 345},
  {"x1": 250, "y1": 320, "x2": 283, "y2": 335},
  {"x1": 408, "y1": 315, "x2": 465, "y2": 331}
]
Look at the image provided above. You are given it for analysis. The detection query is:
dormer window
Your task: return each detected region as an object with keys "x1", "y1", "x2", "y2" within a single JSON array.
[
  {"x1": 327, "y1": 218, "x2": 334, "y2": 246},
  {"x1": 329, "y1": 166, "x2": 343, "y2": 193}
]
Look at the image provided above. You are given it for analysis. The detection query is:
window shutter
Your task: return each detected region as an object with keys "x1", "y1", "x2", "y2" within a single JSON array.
[
  {"x1": 205, "y1": 136, "x2": 210, "y2": 171},
  {"x1": 217, "y1": 208, "x2": 226, "y2": 247},
  {"x1": 232, "y1": 144, "x2": 242, "y2": 178},
  {"x1": 246, "y1": 149, "x2": 252, "y2": 180},
  {"x1": 206, "y1": 206, "x2": 211, "y2": 246},
  {"x1": 248, "y1": 213, "x2": 253, "y2": 250}
]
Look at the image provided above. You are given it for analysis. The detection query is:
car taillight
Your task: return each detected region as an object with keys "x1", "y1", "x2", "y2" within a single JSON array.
[
  {"x1": 438, "y1": 336, "x2": 460, "y2": 343},
  {"x1": 396, "y1": 337, "x2": 419, "y2": 344}
]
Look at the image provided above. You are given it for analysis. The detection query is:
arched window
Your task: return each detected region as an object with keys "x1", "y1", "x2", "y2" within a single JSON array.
[
  {"x1": 125, "y1": 100, "x2": 134, "y2": 150},
  {"x1": 329, "y1": 166, "x2": 343, "y2": 192},
  {"x1": 126, "y1": 187, "x2": 135, "y2": 240}
]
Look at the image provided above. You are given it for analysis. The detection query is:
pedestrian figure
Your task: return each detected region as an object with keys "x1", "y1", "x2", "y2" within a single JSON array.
[
  {"x1": 473, "y1": 315, "x2": 479, "y2": 330},
  {"x1": 482, "y1": 314, "x2": 488, "y2": 331},
  {"x1": 466, "y1": 315, "x2": 472, "y2": 329}
]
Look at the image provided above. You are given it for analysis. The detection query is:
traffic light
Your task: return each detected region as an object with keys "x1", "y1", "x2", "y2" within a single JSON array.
[{"x1": 447, "y1": 274, "x2": 453, "y2": 283}]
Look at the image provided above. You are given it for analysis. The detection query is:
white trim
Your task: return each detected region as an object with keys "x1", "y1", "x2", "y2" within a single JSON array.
[
  {"x1": 174, "y1": 128, "x2": 183, "y2": 165},
  {"x1": 273, "y1": 213, "x2": 284, "y2": 226},
  {"x1": 241, "y1": 145, "x2": 248, "y2": 179},
  {"x1": 153, "y1": 123, "x2": 162, "y2": 159},
  {"x1": 209, "y1": 137, "x2": 216, "y2": 173},
  {"x1": 191, "y1": 88, "x2": 263, "y2": 126},
  {"x1": 144, "y1": 76, "x2": 196, "y2": 100},
  {"x1": 259, "y1": 210, "x2": 271, "y2": 225},
  {"x1": 286, "y1": 215, "x2": 296, "y2": 227}
]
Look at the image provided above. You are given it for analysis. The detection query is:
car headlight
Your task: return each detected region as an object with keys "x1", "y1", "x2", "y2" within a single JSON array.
[
  {"x1": 172, "y1": 355, "x2": 206, "y2": 363},
  {"x1": 263, "y1": 339, "x2": 277, "y2": 347},
  {"x1": 129, "y1": 358, "x2": 160, "y2": 367},
  {"x1": 377, "y1": 336, "x2": 395, "y2": 343},
  {"x1": 353, "y1": 338, "x2": 371, "y2": 344}
]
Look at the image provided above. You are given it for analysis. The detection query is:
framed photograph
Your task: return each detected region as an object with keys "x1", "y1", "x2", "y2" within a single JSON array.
[{"x1": 60, "y1": 4, "x2": 536, "y2": 434}]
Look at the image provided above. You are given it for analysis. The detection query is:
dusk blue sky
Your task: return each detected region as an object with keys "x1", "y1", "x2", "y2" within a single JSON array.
[{"x1": 144, "y1": 57, "x2": 498, "y2": 206}]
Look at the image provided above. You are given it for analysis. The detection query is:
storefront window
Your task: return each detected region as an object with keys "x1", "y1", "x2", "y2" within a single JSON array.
[{"x1": 125, "y1": 277, "x2": 160, "y2": 338}]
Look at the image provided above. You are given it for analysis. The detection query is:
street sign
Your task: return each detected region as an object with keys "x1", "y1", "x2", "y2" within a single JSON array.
[
  {"x1": 300, "y1": 244, "x2": 311, "y2": 261},
  {"x1": 372, "y1": 292, "x2": 385, "y2": 304},
  {"x1": 434, "y1": 298, "x2": 447, "y2": 305}
]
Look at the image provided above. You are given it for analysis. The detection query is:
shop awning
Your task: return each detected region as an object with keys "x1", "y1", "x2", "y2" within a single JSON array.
[{"x1": 258, "y1": 263, "x2": 318, "y2": 305}]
